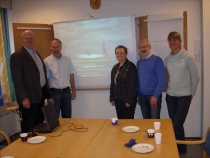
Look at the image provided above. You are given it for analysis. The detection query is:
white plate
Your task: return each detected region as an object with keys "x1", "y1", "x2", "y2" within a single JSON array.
[
  {"x1": 27, "y1": 136, "x2": 46, "y2": 144},
  {"x1": 132, "y1": 143, "x2": 154, "y2": 153},
  {"x1": 1, "y1": 156, "x2": 14, "y2": 158},
  {"x1": 122, "y1": 126, "x2": 140, "y2": 133}
]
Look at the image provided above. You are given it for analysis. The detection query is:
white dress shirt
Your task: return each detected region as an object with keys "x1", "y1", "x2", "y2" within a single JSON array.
[{"x1": 44, "y1": 54, "x2": 75, "y2": 89}]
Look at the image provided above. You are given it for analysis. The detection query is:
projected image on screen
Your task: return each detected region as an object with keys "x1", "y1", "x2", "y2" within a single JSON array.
[{"x1": 53, "y1": 16, "x2": 137, "y2": 89}]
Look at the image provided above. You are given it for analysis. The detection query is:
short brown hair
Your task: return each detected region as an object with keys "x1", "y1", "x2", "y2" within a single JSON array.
[
  {"x1": 115, "y1": 45, "x2": 128, "y2": 55},
  {"x1": 167, "y1": 31, "x2": 182, "y2": 42},
  {"x1": 167, "y1": 31, "x2": 182, "y2": 49},
  {"x1": 52, "y1": 38, "x2": 62, "y2": 45}
]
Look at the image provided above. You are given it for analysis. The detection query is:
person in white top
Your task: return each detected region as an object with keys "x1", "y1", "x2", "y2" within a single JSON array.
[
  {"x1": 165, "y1": 31, "x2": 199, "y2": 155},
  {"x1": 44, "y1": 38, "x2": 76, "y2": 118}
]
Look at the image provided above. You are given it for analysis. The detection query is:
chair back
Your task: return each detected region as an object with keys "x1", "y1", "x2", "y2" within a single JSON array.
[
  {"x1": 204, "y1": 130, "x2": 210, "y2": 156},
  {"x1": 0, "y1": 130, "x2": 11, "y2": 145}
]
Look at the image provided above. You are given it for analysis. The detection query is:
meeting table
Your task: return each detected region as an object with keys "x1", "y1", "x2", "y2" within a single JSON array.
[{"x1": 0, "y1": 118, "x2": 179, "y2": 158}]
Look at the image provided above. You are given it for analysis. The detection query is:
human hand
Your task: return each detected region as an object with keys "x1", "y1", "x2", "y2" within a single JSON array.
[
  {"x1": 126, "y1": 102, "x2": 130, "y2": 107},
  {"x1": 111, "y1": 101, "x2": 115, "y2": 106},
  {"x1": 47, "y1": 98, "x2": 54, "y2": 104},
  {"x1": 150, "y1": 96, "x2": 157, "y2": 107},
  {"x1": 22, "y1": 98, "x2": 30, "y2": 109},
  {"x1": 71, "y1": 90, "x2": 76, "y2": 100},
  {"x1": 137, "y1": 96, "x2": 140, "y2": 105}
]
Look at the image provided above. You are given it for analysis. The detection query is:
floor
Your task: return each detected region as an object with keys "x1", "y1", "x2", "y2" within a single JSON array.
[
  {"x1": 180, "y1": 145, "x2": 203, "y2": 158},
  {"x1": 0, "y1": 134, "x2": 204, "y2": 158}
]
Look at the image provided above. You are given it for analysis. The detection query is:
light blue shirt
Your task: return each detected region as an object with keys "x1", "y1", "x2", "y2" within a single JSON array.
[{"x1": 44, "y1": 54, "x2": 75, "y2": 89}]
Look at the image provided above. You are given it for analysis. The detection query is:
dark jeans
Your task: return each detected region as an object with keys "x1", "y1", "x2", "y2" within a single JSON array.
[
  {"x1": 50, "y1": 87, "x2": 72, "y2": 118},
  {"x1": 114, "y1": 99, "x2": 136, "y2": 119},
  {"x1": 19, "y1": 101, "x2": 45, "y2": 133},
  {"x1": 139, "y1": 94, "x2": 162, "y2": 119},
  {"x1": 166, "y1": 94, "x2": 192, "y2": 154}
]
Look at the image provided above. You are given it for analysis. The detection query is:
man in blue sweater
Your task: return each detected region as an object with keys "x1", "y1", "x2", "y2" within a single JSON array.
[{"x1": 137, "y1": 39, "x2": 166, "y2": 119}]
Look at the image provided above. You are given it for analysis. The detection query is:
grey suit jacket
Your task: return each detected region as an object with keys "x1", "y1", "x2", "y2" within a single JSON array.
[{"x1": 10, "y1": 47, "x2": 51, "y2": 104}]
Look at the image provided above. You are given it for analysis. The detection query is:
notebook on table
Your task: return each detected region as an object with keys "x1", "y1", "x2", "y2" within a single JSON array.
[{"x1": 30, "y1": 103, "x2": 59, "y2": 133}]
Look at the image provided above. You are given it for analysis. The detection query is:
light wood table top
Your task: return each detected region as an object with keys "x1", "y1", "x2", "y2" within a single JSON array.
[
  {"x1": 0, "y1": 119, "x2": 179, "y2": 158},
  {"x1": 0, "y1": 118, "x2": 106, "y2": 158},
  {"x1": 80, "y1": 119, "x2": 179, "y2": 158}
]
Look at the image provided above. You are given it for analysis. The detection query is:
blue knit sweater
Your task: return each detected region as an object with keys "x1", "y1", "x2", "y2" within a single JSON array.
[{"x1": 137, "y1": 55, "x2": 166, "y2": 98}]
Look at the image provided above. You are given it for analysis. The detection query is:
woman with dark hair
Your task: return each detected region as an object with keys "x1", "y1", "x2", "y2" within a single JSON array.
[
  {"x1": 165, "y1": 31, "x2": 199, "y2": 155},
  {"x1": 110, "y1": 45, "x2": 137, "y2": 119}
]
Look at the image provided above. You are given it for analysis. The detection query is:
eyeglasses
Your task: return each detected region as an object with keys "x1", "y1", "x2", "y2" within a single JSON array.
[{"x1": 138, "y1": 45, "x2": 149, "y2": 50}]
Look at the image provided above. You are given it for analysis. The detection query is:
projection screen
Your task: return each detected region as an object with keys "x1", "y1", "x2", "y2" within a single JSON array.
[{"x1": 53, "y1": 16, "x2": 137, "y2": 89}]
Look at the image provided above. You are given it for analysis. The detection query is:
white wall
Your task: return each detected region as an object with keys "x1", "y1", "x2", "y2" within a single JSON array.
[
  {"x1": 202, "y1": 0, "x2": 210, "y2": 137},
  {"x1": 5, "y1": 0, "x2": 203, "y2": 137}
]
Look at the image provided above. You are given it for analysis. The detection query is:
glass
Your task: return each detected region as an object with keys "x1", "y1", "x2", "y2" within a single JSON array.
[{"x1": 138, "y1": 45, "x2": 149, "y2": 50}]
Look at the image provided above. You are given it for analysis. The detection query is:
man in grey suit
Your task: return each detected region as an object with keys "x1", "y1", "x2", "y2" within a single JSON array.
[{"x1": 10, "y1": 30, "x2": 53, "y2": 132}]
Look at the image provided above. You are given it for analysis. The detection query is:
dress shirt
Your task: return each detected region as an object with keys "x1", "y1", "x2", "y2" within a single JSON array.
[
  {"x1": 142, "y1": 52, "x2": 152, "y2": 59},
  {"x1": 24, "y1": 46, "x2": 46, "y2": 87},
  {"x1": 44, "y1": 54, "x2": 75, "y2": 89}
]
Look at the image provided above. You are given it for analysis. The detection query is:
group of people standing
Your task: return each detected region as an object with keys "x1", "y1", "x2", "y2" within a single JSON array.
[
  {"x1": 10, "y1": 29, "x2": 199, "y2": 155},
  {"x1": 110, "y1": 31, "x2": 199, "y2": 155},
  {"x1": 10, "y1": 30, "x2": 76, "y2": 133}
]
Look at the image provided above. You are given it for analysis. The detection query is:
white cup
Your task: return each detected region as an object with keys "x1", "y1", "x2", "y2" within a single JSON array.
[
  {"x1": 111, "y1": 118, "x2": 118, "y2": 125},
  {"x1": 155, "y1": 133, "x2": 162, "y2": 144},
  {"x1": 154, "y1": 122, "x2": 161, "y2": 130}
]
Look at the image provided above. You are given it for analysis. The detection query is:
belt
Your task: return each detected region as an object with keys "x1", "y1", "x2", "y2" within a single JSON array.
[{"x1": 50, "y1": 87, "x2": 70, "y2": 92}]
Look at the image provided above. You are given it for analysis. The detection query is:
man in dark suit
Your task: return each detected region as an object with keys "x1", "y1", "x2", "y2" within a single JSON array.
[{"x1": 10, "y1": 30, "x2": 53, "y2": 132}]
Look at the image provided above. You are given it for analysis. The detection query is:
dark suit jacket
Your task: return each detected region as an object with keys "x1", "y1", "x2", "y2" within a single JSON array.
[{"x1": 10, "y1": 47, "x2": 51, "y2": 104}]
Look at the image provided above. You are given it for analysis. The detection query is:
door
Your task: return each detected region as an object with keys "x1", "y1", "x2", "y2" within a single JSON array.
[
  {"x1": 10, "y1": 23, "x2": 54, "y2": 101},
  {"x1": 12, "y1": 23, "x2": 54, "y2": 59}
]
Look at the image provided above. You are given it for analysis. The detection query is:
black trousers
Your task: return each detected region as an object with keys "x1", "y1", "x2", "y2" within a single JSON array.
[
  {"x1": 114, "y1": 99, "x2": 136, "y2": 119},
  {"x1": 166, "y1": 94, "x2": 192, "y2": 154},
  {"x1": 19, "y1": 99, "x2": 45, "y2": 133}
]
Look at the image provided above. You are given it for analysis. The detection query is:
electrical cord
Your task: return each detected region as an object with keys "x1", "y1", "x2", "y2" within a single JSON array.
[
  {"x1": 68, "y1": 123, "x2": 88, "y2": 132},
  {"x1": 47, "y1": 122, "x2": 88, "y2": 137}
]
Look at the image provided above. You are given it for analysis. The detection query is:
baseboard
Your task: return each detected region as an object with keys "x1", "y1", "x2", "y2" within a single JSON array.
[{"x1": 185, "y1": 137, "x2": 201, "y2": 140}]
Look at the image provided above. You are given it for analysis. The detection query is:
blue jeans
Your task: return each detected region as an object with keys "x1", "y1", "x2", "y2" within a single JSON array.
[
  {"x1": 139, "y1": 94, "x2": 162, "y2": 119},
  {"x1": 166, "y1": 94, "x2": 192, "y2": 154},
  {"x1": 50, "y1": 88, "x2": 72, "y2": 118}
]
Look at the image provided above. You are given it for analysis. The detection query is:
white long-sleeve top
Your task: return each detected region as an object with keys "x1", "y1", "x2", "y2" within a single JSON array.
[{"x1": 165, "y1": 48, "x2": 199, "y2": 96}]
